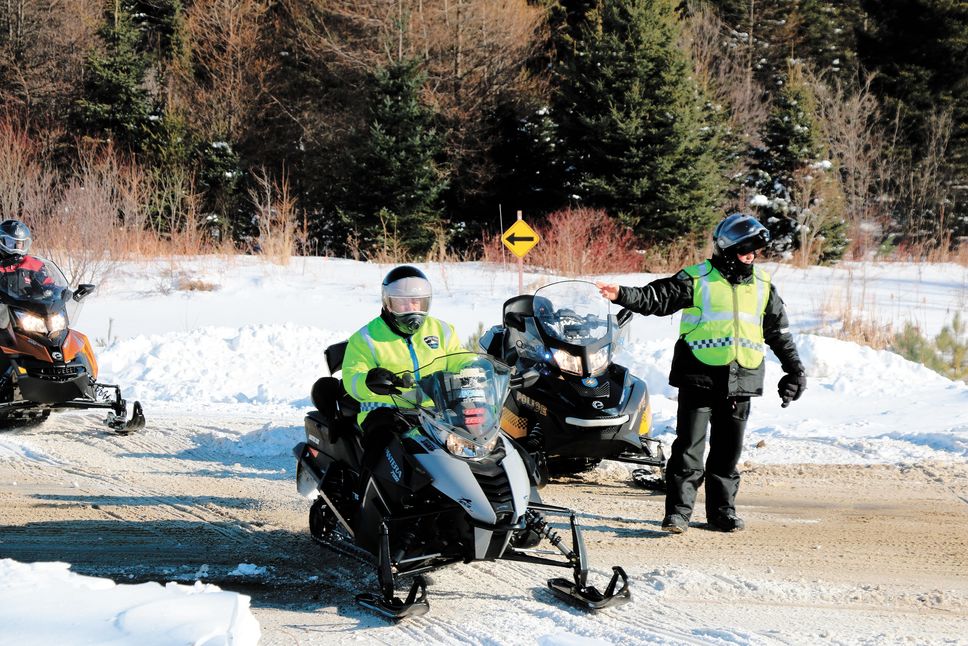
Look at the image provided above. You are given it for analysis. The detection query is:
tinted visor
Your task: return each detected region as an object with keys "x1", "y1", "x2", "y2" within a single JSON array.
[
  {"x1": 718, "y1": 219, "x2": 770, "y2": 253},
  {"x1": 733, "y1": 231, "x2": 770, "y2": 254}
]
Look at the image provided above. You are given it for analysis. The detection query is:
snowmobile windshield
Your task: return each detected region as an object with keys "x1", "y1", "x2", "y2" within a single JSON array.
[
  {"x1": 533, "y1": 281, "x2": 612, "y2": 346},
  {"x1": 408, "y1": 352, "x2": 511, "y2": 448},
  {"x1": 0, "y1": 255, "x2": 72, "y2": 308}
]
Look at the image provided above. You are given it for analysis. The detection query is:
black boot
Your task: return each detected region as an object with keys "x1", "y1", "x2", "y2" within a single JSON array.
[{"x1": 708, "y1": 513, "x2": 745, "y2": 532}]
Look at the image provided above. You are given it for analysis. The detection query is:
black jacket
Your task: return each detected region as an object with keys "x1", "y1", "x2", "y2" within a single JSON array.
[{"x1": 616, "y1": 261, "x2": 803, "y2": 397}]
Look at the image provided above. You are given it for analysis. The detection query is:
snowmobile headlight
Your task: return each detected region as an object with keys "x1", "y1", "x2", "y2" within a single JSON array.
[
  {"x1": 552, "y1": 348, "x2": 583, "y2": 375},
  {"x1": 445, "y1": 432, "x2": 499, "y2": 459},
  {"x1": 587, "y1": 345, "x2": 610, "y2": 376},
  {"x1": 47, "y1": 313, "x2": 67, "y2": 333},
  {"x1": 14, "y1": 310, "x2": 47, "y2": 334}
]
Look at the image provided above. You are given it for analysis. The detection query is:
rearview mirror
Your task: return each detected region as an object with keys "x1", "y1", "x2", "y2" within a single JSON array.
[
  {"x1": 617, "y1": 308, "x2": 633, "y2": 328},
  {"x1": 505, "y1": 312, "x2": 527, "y2": 331},
  {"x1": 73, "y1": 284, "x2": 96, "y2": 302}
]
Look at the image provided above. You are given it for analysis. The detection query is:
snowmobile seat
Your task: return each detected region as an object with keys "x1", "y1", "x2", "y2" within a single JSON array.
[
  {"x1": 325, "y1": 341, "x2": 348, "y2": 375},
  {"x1": 311, "y1": 376, "x2": 341, "y2": 420},
  {"x1": 311, "y1": 376, "x2": 361, "y2": 424}
]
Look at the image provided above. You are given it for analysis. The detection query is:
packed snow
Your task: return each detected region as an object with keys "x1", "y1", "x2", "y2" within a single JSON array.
[
  {"x1": 1, "y1": 256, "x2": 966, "y2": 645},
  {"x1": 0, "y1": 560, "x2": 260, "y2": 646}
]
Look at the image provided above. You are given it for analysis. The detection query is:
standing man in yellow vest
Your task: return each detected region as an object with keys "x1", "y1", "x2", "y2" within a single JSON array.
[
  {"x1": 596, "y1": 213, "x2": 806, "y2": 533},
  {"x1": 342, "y1": 265, "x2": 464, "y2": 464}
]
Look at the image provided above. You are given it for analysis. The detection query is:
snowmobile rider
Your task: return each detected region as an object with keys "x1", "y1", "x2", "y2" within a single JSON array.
[
  {"x1": 342, "y1": 265, "x2": 464, "y2": 463},
  {"x1": 0, "y1": 219, "x2": 55, "y2": 296},
  {"x1": 596, "y1": 213, "x2": 806, "y2": 534}
]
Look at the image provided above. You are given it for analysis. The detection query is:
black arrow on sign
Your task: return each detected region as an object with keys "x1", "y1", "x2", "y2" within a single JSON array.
[{"x1": 505, "y1": 233, "x2": 535, "y2": 245}]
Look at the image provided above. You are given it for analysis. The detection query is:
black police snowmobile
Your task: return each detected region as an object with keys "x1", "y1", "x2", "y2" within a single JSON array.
[
  {"x1": 0, "y1": 256, "x2": 144, "y2": 432},
  {"x1": 480, "y1": 280, "x2": 664, "y2": 486},
  {"x1": 293, "y1": 346, "x2": 631, "y2": 619}
]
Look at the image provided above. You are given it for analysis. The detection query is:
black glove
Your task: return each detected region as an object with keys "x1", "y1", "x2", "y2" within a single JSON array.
[
  {"x1": 778, "y1": 372, "x2": 807, "y2": 407},
  {"x1": 365, "y1": 367, "x2": 413, "y2": 395}
]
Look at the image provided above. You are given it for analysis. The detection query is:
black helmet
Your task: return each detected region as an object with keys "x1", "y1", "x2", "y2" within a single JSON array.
[
  {"x1": 381, "y1": 265, "x2": 432, "y2": 335},
  {"x1": 0, "y1": 219, "x2": 32, "y2": 257},
  {"x1": 713, "y1": 213, "x2": 771, "y2": 256}
]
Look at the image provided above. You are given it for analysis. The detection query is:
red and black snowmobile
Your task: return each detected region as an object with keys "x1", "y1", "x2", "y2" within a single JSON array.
[{"x1": 0, "y1": 255, "x2": 144, "y2": 432}]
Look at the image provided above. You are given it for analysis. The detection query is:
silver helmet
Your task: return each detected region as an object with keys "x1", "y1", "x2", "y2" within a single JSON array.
[{"x1": 381, "y1": 266, "x2": 432, "y2": 335}]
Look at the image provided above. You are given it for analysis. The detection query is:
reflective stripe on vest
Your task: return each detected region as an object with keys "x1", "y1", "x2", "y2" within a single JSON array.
[{"x1": 679, "y1": 261, "x2": 770, "y2": 368}]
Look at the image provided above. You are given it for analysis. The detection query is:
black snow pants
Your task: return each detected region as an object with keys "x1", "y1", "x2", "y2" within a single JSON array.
[{"x1": 665, "y1": 388, "x2": 751, "y2": 521}]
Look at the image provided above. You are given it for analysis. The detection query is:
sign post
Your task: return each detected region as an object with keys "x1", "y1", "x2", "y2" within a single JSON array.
[{"x1": 502, "y1": 211, "x2": 540, "y2": 294}]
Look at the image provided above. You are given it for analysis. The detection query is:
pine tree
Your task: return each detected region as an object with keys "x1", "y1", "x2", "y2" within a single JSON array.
[
  {"x1": 747, "y1": 64, "x2": 848, "y2": 261},
  {"x1": 75, "y1": 1, "x2": 154, "y2": 153},
  {"x1": 709, "y1": 0, "x2": 863, "y2": 86},
  {"x1": 857, "y1": 0, "x2": 968, "y2": 242},
  {"x1": 340, "y1": 60, "x2": 448, "y2": 256},
  {"x1": 553, "y1": 0, "x2": 725, "y2": 241}
]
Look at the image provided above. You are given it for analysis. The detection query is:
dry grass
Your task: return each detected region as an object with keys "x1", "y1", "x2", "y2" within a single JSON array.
[
  {"x1": 0, "y1": 118, "x2": 295, "y2": 288},
  {"x1": 815, "y1": 268, "x2": 896, "y2": 349},
  {"x1": 482, "y1": 207, "x2": 653, "y2": 276},
  {"x1": 249, "y1": 168, "x2": 298, "y2": 265},
  {"x1": 637, "y1": 235, "x2": 707, "y2": 275}
]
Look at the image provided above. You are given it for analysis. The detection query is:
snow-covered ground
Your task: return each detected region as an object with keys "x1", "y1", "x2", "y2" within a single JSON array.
[{"x1": 0, "y1": 256, "x2": 966, "y2": 645}]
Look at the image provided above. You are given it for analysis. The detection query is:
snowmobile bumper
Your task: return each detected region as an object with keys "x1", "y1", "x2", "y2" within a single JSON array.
[{"x1": 16, "y1": 373, "x2": 92, "y2": 404}]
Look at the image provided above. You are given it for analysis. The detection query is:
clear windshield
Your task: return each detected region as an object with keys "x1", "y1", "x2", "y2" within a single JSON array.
[
  {"x1": 533, "y1": 281, "x2": 612, "y2": 346},
  {"x1": 398, "y1": 352, "x2": 511, "y2": 445},
  {"x1": 0, "y1": 256, "x2": 71, "y2": 306}
]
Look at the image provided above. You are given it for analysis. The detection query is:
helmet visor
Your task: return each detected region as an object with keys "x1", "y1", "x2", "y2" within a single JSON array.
[
  {"x1": 717, "y1": 219, "x2": 770, "y2": 253},
  {"x1": 0, "y1": 234, "x2": 30, "y2": 255},
  {"x1": 386, "y1": 295, "x2": 431, "y2": 315},
  {"x1": 732, "y1": 232, "x2": 770, "y2": 255}
]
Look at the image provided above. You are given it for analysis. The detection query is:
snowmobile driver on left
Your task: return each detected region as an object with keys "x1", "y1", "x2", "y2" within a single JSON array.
[{"x1": 341, "y1": 265, "x2": 464, "y2": 466}]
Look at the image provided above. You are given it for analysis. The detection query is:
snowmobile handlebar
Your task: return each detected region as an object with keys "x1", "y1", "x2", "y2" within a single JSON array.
[
  {"x1": 509, "y1": 368, "x2": 540, "y2": 390},
  {"x1": 365, "y1": 367, "x2": 415, "y2": 396}
]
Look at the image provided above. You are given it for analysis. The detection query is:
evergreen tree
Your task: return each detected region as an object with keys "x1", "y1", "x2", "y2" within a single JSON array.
[
  {"x1": 339, "y1": 60, "x2": 448, "y2": 256},
  {"x1": 75, "y1": 1, "x2": 155, "y2": 153},
  {"x1": 553, "y1": 0, "x2": 725, "y2": 241},
  {"x1": 747, "y1": 64, "x2": 848, "y2": 261},
  {"x1": 709, "y1": 0, "x2": 863, "y2": 85},
  {"x1": 857, "y1": 0, "x2": 968, "y2": 241}
]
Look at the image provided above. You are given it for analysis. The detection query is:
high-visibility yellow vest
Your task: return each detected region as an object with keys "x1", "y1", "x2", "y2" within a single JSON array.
[
  {"x1": 678, "y1": 261, "x2": 770, "y2": 368},
  {"x1": 341, "y1": 315, "x2": 463, "y2": 424}
]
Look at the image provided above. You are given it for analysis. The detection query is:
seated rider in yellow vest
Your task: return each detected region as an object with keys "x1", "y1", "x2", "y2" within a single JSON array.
[
  {"x1": 342, "y1": 266, "x2": 464, "y2": 463},
  {"x1": 596, "y1": 213, "x2": 806, "y2": 535}
]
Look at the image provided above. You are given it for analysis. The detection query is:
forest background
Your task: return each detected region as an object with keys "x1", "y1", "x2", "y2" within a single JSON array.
[{"x1": 0, "y1": 0, "x2": 966, "y2": 274}]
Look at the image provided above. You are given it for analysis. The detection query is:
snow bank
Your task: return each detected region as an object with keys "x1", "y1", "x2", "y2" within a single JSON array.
[
  {"x1": 619, "y1": 332, "x2": 968, "y2": 465},
  {"x1": 0, "y1": 560, "x2": 260, "y2": 646}
]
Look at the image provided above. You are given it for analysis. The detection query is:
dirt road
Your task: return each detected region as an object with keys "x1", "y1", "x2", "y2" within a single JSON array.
[{"x1": 1, "y1": 415, "x2": 966, "y2": 644}]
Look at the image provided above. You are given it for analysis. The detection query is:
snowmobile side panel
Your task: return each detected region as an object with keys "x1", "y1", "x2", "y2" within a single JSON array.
[
  {"x1": 498, "y1": 436, "x2": 533, "y2": 519},
  {"x1": 304, "y1": 412, "x2": 362, "y2": 472},
  {"x1": 472, "y1": 526, "x2": 515, "y2": 560},
  {"x1": 413, "y1": 450, "x2": 497, "y2": 525},
  {"x1": 63, "y1": 330, "x2": 98, "y2": 378}
]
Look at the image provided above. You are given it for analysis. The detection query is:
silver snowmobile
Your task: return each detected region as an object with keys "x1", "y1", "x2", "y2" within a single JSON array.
[{"x1": 293, "y1": 347, "x2": 631, "y2": 619}]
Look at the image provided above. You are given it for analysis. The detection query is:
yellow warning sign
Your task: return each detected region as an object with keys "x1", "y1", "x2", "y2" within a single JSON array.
[{"x1": 502, "y1": 220, "x2": 540, "y2": 258}]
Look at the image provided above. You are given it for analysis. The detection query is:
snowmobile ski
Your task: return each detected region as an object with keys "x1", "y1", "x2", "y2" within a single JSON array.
[{"x1": 548, "y1": 566, "x2": 631, "y2": 611}]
